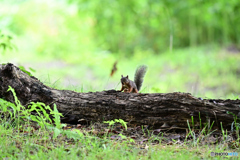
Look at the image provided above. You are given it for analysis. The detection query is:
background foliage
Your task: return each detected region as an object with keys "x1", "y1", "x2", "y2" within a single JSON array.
[
  {"x1": 71, "y1": 0, "x2": 240, "y2": 54},
  {"x1": 0, "y1": 0, "x2": 240, "y2": 98}
]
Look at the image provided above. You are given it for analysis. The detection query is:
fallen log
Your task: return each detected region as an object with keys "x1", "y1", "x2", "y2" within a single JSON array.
[{"x1": 0, "y1": 63, "x2": 240, "y2": 130}]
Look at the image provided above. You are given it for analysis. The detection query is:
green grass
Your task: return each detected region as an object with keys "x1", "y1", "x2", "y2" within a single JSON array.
[
  {"x1": 0, "y1": 134, "x2": 232, "y2": 160},
  {"x1": 0, "y1": 119, "x2": 238, "y2": 160}
]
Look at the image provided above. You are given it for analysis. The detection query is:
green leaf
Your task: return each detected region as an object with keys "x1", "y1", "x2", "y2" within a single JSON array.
[{"x1": 53, "y1": 128, "x2": 61, "y2": 138}]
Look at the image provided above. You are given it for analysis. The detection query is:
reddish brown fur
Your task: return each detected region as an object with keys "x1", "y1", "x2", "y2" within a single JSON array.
[{"x1": 120, "y1": 81, "x2": 139, "y2": 93}]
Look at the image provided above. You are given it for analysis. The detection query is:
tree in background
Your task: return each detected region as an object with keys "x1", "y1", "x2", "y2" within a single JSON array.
[{"x1": 71, "y1": 0, "x2": 240, "y2": 55}]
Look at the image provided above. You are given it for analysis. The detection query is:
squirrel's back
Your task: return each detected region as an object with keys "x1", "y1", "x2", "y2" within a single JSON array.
[{"x1": 134, "y1": 65, "x2": 147, "y2": 91}]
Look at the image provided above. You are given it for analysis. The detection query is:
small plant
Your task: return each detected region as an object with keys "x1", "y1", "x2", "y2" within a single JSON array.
[
  {"x1": 4, "y1": 86, "x2": 88, "y2": 141},
  {"x1": 0, "y1": 98, "x2": 17, "y2": 128},
  {"x1": 18, "y1": 66, "x2": 35, "y2": 76},
  {"x1": 227, "y1": 111, "x2": 240, "y2": 147},
  {"x1": 104, "y1": 119, "x2": 128, "y2": 131},
  {"x1": 186, "y1": 119, "x2": 197, "y2": 146},
  {"x1": 227, "y1": 111, "x2": 240, "y2": 134},
  {"x1": 220, "y1": 122, "x2": 228, "y2": 142},
  {"x1": 0, "y1": 31, "x2": 17, "y2": 54}
]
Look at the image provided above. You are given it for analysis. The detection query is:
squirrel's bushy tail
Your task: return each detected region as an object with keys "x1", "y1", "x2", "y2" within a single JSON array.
[{"x1": 134, "y1": 65, "x2": 147, "y2": 91}]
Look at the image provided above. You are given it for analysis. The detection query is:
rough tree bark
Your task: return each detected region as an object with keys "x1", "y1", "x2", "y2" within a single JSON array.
[{"x1": 0, "y1": 63, "x2": 240, "y2": 130}]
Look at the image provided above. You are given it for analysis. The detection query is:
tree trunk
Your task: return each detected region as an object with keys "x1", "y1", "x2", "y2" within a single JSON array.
[{"x1": 0, "y1": 63, "x2": 240, "y2": 130}]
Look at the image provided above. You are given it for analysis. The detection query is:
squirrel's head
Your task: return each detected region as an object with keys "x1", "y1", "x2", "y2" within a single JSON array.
[{"x1": 121, "y1": 75, "x2": 129, "y2": 84}]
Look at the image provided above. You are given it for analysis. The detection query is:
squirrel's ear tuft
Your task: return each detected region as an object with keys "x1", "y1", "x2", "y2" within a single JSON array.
[
  {"x1": 126, "y1": 75, "x2": 129, "y2": 78},
  {"x1": 121, "y1": 75, "x2": 123, "y2": 78}
]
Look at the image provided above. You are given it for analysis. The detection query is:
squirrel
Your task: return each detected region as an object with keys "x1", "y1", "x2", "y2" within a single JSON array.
[{"x1": 119, "y1": 65, "x2": 147, "y2": 93}]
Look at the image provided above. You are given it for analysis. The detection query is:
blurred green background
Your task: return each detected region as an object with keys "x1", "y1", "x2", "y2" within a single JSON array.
[{"x1": 1, "y1": 0, "x2": 240, "y2": 98}]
